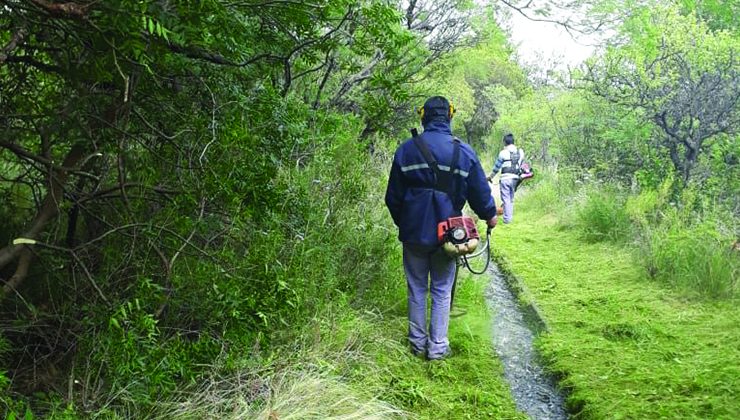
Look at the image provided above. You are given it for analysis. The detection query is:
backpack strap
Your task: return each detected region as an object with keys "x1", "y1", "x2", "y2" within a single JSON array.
[
  {"x1": 449, "y1": 137, "x2": 461, "y2": 199},
  {"x1": 410, "y1": 129, "x2": 461, "y2": 198},
  {"x1": 411, "y1": 131, "x2": 441, "y2": 187}
]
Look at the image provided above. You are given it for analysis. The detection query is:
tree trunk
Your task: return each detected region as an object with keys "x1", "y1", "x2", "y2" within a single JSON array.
[
  {"x1": 682, "y1": 144, "x2": 698, "y2": 184},
  {"x1": 0, "y1": 144, "x2": 86, "y2": 274}
]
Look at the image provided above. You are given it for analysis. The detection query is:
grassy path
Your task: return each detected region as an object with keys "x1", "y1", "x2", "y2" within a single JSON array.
[
  {"x1": 493, "y1": 196, "x2": 740, "y2": 418},
  {"x1": 346, "y1": 266, "x2": 527, "y2": 419}
]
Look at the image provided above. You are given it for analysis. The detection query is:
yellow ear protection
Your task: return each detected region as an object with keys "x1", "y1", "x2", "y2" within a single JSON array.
[{"x1": 417, "y1": 102, "x2": 456, "y2": 120}]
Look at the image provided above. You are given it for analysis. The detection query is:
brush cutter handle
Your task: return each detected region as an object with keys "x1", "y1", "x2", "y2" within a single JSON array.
[{"x1": 486, "y1": 215, "x2": 498, "y2": 229}]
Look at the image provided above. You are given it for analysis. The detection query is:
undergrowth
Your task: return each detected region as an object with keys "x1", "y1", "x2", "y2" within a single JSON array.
[
  {"x1": 1, "y1": 116, "x2": 404, "y2": 417},
  {"x1": 575, "y1": 189, "x2": 632, "y2": 243},
  {"x1": 128, "y1": 272, "x2": 524, "y2": 419},
  {"x1": 643, "y1": 221, "x2": 738, "y2": 298},
  {"x1": 4, "y1": 134, "x2": 527, "y2": 418}
]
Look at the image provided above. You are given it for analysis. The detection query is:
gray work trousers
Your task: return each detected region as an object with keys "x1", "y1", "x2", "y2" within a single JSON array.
[
  {"x1": 403, "y1": 243, "x2": 456, "y2": 359},
  {"x1": 500, "y1": 178, "x2": 518, "y2": 223}
]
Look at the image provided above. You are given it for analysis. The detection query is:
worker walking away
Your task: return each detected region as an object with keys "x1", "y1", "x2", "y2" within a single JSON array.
[
  {"x1": 385, "y1": 96, "x2": 498, "y2": 360},
  {"x1": 488, "y1": 133, "x2": 524, "y2": 224}
]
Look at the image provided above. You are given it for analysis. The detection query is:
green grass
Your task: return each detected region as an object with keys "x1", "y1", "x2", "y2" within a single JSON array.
[
  {"x1": 350, "y1": 268, "x2": 526, "y2": 419},
  {"x1": 494, "y1": 194, "x2": 740, "y2": 418},
  {"x1": 575, "y1": 188, "x2": 632, "y2": 243},
  {"x1": 145, "y1": 251, "x2": 525, "y2": 419},
  {"x1": 643, "y1": 223, "x2": 739, "y2": 299}
]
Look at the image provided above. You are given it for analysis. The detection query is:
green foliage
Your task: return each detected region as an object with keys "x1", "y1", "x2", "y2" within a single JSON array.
[
  {"x1": 69, "y1": 126, "x2": 402, "y2": 412},
  {"x1": 677, "y1": 0, "x2": 740, "y2": 31},
  {"x1": 644, "y1": 221, "x2": 738, "y2": 298},
  {"x1": 2, "y1": 0, "x2": 507, "y2": 415},
  {"x1": 575, "y1": 188, "x2": 632, "y2": 243},
  {"x1": 428, "y1": 16, "x2": 528, "y2": 147},
  {"x1": 520, "y1": 175, "x2": 736, "y2": 299},
  {"x1": 589, "y1": 4, "x2": 740, "y2": 185},
  {"x1": 489, "y1": 2, "x2": 738, "y2": 208},
  {"x1": 492, "y1": 87, "x2": 663, "y2": 185},
  {"x1": 2, "y1": 0, "x2": 736, "y2": 417},
  {"x1": 624, "y1": 177, "x2": 673, "y2": 226},
  {"x1": 696, "y1": 133, "x2": 740, "y2": 209}
]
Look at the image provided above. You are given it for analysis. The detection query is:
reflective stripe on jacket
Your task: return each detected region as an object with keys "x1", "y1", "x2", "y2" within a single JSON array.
[{"x1": 385, "y1": 120, "x2": 498, "y2": 246}]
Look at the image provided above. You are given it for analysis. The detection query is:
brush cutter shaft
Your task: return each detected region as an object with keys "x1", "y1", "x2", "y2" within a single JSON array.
[{"x1": 450, "y1": 227, "x2": 492, "y2": 310}]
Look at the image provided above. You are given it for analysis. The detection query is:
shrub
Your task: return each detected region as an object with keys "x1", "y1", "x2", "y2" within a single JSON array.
[
  {"x1": 576, "y1": 189, "x2": 632, "y2": 243},
  {"x1": 625, "y1": 178, "x2": 672, "y2": 228},
  {"x1": 517, "y1": 168, "x2": 579, "y2": 216},
  {"x1": 644, "y1": 222, "x2": 738, "y2": 299}
]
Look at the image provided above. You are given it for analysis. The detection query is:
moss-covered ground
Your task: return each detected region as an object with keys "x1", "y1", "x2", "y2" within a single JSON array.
[{"x1": 494, "y1": 193, "x2": 740, "y2": 418}]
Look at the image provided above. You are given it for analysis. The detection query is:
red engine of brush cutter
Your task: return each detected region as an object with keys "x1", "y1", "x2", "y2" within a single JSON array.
[
  {"x1": 437, "y1": 216, "x2": 480, "y2": 244},
  {"x1": 519, "y1": 163, "x2": 534, "y2": 180}
]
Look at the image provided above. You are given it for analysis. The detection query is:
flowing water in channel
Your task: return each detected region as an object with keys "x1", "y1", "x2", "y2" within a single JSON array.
[{"x1": 485, "y1": 264, "x2": 568, "y2": 420}]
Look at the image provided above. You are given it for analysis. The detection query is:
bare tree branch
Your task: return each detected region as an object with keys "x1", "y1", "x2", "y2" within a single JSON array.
[
  {"x1": 0, "y1": 27, "x2": 27, "y2": 64},
  {"x1": 27, "y1": 0, "x2": 89, "y2": 19}
]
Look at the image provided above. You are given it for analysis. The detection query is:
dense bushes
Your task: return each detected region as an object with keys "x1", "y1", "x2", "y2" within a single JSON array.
[
  {"x1": 1, "y1": 57, "x2": 405, "y2": 414},
  {"x1": 81, "y1": 114, "x2": 402, "y2": 413},
  {"x1": 0, "y1": 108, "x2": 403, "y2": 418},
  {"x1": 3, "y1": 0, "x2": 470, "y2": 413}
]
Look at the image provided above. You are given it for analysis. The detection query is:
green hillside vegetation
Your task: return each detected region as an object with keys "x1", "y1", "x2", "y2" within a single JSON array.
[{"x1": 2, "y1": 0, "x2": 738, "y2": 418}]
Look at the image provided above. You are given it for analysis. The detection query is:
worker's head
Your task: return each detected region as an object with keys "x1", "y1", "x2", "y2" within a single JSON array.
[
  {"x1": 503, "y1": 133, "x2": 515, "y2": 145},
  {"x1": 419, "y1": 96, "x2": 455, "y2": 126}
]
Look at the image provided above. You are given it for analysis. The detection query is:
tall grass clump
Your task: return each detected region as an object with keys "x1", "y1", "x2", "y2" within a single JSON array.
[
  {"x1": 157, "y1": 370, "x2": 405, "y2": 420},
  {"x1": 113, "y1": 305, "x2": 410, "y2": 420},
  {"x1": 575, "y1": 188, "x2": 632, "y2": 243},
  {"x1": 517, "y1": 168, "x2": 578, "y2": 216},
  {"x1": 518, "y1": 176, "x2": 559, "y2": 215},
  {"x1": 644, "y1": 221, "x2": 738, "y2": 299},
  {"x1": 627, "y1": 183, "x2": 739, "y2": 299}
]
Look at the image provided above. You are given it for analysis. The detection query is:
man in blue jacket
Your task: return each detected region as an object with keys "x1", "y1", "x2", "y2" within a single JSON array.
[{"x1": 385, "y1": 96, "x2": 498, "y2": 360}]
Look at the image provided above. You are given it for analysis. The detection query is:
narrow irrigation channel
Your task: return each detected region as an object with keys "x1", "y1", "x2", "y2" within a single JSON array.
[{"x1": 485, "y1": 263, "x2": 568, "y2": 420}]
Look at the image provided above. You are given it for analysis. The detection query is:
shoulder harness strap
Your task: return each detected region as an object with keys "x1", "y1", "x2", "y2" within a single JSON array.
[
  {"x1": 410, "y1": 129, "x2": 462, "y2": 197},
  {"x1": 449, "y1": 137, "x2": 461, "y2": 198},
  {"x1": 411, "y1": 129, "x2": 440, "y2": 186}
]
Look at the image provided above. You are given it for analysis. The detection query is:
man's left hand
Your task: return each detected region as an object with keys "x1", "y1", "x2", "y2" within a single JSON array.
[{"x1": 487, "y1": 215, "x2": 498, "y2": 228}]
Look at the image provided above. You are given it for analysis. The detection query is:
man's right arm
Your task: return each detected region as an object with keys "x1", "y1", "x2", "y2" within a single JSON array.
[{"x1": 385, "y1": 153, "x2": 405, "y2": 227}]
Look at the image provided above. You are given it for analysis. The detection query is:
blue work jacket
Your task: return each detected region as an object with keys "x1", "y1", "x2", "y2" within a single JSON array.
[{"x1": 385, "y1": 120, "x2": 497, "y2": 246}]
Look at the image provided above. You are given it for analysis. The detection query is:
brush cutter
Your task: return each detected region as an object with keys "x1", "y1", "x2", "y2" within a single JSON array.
[{"x1": 448, "y1": 224, "x2": 493, "y2": 317}]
